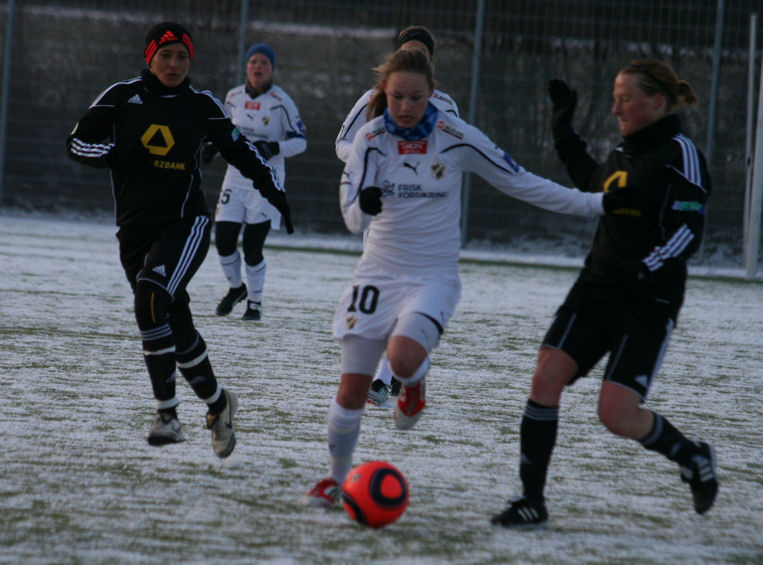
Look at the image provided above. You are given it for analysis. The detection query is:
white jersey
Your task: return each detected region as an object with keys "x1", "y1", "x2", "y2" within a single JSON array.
[
  {"x1": 340, "y1": 109, "x2": 604, "y2": 278},
  {"x1": 220, "y1": 83, "x2": 306, "y2": 226},
  {"x1": 335, "y1": 87, "x2": 459, "y2": 163}
]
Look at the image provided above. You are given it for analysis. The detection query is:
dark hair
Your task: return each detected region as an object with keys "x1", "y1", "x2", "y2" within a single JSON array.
[
  {"x1": 395, "y1": 25, "x2": 436, "y2": 56},
  {"x1": 620, "y1": 58, "x2": 698, "y2": 111},
  {"x1": 366, "y1": 49, "x2": 435, "y2": 120}
]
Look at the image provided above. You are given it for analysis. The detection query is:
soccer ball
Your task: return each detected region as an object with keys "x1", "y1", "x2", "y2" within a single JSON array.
[{"x1": 342, "y1": 461, "x2": 409, "y2": 528}]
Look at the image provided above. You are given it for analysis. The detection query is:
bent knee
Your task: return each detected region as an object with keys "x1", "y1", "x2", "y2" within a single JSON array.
[
  {"x1": 597, "y1": 403, "x2": 643, "y2": 438},
  {"x1": 134, "y1": 280, "x2": 171, "y2": 329}
]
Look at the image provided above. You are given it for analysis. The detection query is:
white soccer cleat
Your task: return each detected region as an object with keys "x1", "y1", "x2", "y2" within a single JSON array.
[
  {"x1": 147, "y1": 411, "x2": 186, "y2": 446},
  {"x1": 206, "y1": 389, "x2": 238, "y2": 458}
]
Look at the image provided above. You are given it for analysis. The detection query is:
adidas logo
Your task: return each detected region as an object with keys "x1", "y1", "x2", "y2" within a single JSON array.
[
  {"x1": 153, "y1": 265, "x2": 166, "y2": 276},
  {"x1": 634, "y1": 374, "x2": 649, "y2": 388},
  {"x1": 128, "y1": 94, "x2": 142, "y2": 104}
]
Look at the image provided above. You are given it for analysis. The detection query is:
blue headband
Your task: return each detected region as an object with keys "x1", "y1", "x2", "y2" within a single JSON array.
[{"x1": 246, "y1": 43, "x2": 275, "y2": 69}]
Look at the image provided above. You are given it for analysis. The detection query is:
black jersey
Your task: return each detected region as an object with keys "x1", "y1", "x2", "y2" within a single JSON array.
[
  {"x1": 67, "y1": 69, "x2": 281, "y2": 228},
  {"x1": 555, "y1": 114, "x2": 711, "y2": 318}
]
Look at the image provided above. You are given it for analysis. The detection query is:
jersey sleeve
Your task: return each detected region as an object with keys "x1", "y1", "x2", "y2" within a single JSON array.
[
  {"x1": 553, "y1": 129, "x2": 600, "y2": 191},
  {"x1": 452, "y1": 120, "x2": 604, "y2": 217},
  {"x1": 339, "y1": 124, "x2": 381, "y2": 233},
  {"x1": 201, "y1": 92, "x2": 284, "y2": 194},
  {"x1": 276, "y1": 92, "x2": 307, "y2": 158},
  {"x1": 66, "y1": 84, "x2": 120, "y2": 168},
  {"x1": 641, "y1": 137, "x2": 711, "y2": 274},
  {"x1": 335, "y1": 90, "x2": 373, "y2": 163}
]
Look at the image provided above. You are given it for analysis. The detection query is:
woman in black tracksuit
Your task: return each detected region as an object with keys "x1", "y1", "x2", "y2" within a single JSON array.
[
  {"x1": 66, "y1": 22, "x2": 292, "y2": 458},
  {"x1": 492, "y1": 59, "x2": 717, "y2": 527}
]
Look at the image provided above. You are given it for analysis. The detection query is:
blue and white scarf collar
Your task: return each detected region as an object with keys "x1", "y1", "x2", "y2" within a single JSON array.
[{"x1": 383, "y1": 102, "x2": 437, "y2": 141}]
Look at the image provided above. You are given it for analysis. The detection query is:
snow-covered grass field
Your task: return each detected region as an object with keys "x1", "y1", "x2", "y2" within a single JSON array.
[{"x1": 1, "y1": 214, "x2": 761, "y2": 564}]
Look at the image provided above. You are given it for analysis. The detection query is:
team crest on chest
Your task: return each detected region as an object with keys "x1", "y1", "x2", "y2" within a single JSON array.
[
  {"x1": 397, "y1": 140, "x2": 427, "y2": 154},
  {"x1": 262, "y1": 116, "x2": 270, "y2": 126},
  {"x1": 245, "y1": 101, "x2": 260, "y2": 110},
  {"x1": 346, "y1": 314, "x2": 358, "y2": 330},
  {"x1": 431, "y1": 161, "x2": 445, "y2": 179}
]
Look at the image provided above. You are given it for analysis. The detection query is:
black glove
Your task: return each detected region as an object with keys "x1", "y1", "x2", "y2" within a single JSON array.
[
  {"x1": 359, "y1": 186, "x2": 382, "y2": 215},
  {"x1": 548, "y1": 79, "x2": 578, "y2": 142},
  {"x1": 258, "y1": 184, "x2": 294, "y2": 234},
  {"x1": 201, "y1": 142, "x2": 218, "y2": 165},
  {"x1": 254, "y1": 140, "x2": 280, "y2": 161}
]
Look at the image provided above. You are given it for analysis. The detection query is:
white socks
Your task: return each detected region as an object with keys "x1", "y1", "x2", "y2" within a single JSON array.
[{"x1": 327, "y1": 398, "x2": 364, "y2": 484}]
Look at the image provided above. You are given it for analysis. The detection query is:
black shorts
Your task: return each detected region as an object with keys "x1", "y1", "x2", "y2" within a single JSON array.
[
  {"x1": 117, "y1": 215, "x2": 211, "y2": 298},
  {"x1": 542, "y1": 303, "x2": 675, "y2": 400}
]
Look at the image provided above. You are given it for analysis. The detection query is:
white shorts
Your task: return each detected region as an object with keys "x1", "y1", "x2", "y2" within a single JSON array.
[
  {"x1": 332, "y1": 272, "x2": 461, "y2": 343},
  {"x1": 214, "y1": 184, "x2": 281, "y2": 229}
]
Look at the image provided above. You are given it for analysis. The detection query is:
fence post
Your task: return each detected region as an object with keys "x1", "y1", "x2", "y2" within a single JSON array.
[
  {"x1": 460, "y1": 0, "x2": 485, "y2": 245},
  {"x1": 743, "y1": 13, "x2": 758, "y2": 269},
  {"x1": 0, "y1": 0, "x2": 16, "y2": 207},
  {"x1": 236, "y1": 0, "x2": 249, "y2": 85},
  {"x1": 706, "y1": 0, "x2": 724, "y2": 166},
  {"x1": 745, "y1": 50, "x2": 763, "y2": 279}
]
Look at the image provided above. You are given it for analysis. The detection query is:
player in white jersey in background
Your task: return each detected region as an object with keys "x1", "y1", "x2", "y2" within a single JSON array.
[
  {"x1": 301, "y1": 48, "x2": 630, "y2": 508},
  {"x1": 335, "y1": 25, "x2": 458, "y2": 406},
  {"x1": 209, "y1": 43, "x2": 307, "y2": 320}
]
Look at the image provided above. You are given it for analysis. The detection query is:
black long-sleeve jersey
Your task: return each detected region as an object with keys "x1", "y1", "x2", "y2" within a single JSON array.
[
  {"x1": 67, "y1": 69, "x2": 282, "y2": 228},
  {"x1": 555, "y1": 114, "x2": 711, "y2": 318}
]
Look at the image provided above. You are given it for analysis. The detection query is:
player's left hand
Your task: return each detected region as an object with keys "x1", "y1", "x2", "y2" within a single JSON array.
[
  {"x1": 258, "y1": 185, "x2": 294, "y2": 234},
  {"x1": 254, "y1": 140, "x2": 280, "y2": 161}
]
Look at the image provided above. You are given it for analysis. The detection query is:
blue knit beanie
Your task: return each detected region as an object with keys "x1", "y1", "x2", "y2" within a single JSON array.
[{"x1": 246, "y1": 43, "x2": 275, "y2": 69}]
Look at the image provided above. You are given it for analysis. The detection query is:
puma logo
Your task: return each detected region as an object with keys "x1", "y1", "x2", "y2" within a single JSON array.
[{"x1": 403, "y1": 161, "x2": 419, "y2": 175}]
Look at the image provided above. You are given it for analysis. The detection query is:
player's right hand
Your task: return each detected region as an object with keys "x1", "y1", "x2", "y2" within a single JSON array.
[
  {"x1": 359, "y1": 186, "x2": 382, "y2": 215},
  {"x1": 548, "y1": 79, "x2": 578, "y2": 140}
]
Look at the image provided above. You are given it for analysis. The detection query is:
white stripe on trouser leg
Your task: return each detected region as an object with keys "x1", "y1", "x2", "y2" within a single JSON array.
[
  {"x1": 327, "y1": 398, "x2": 364, "y2": 484},
  {"x1": 157, "y1": 395, "x2": 180, "y2": 410},
  {"x1": 392, "y1": 356, "x2": 430, "y2": 385},
  {"x1": 203, "y1": 384, "x2": 222, "y2": 405}
]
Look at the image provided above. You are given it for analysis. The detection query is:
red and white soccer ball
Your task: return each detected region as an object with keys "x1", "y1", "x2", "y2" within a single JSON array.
[{"x1": 342, "y1": 461, "x2": 409, "y2": 528}]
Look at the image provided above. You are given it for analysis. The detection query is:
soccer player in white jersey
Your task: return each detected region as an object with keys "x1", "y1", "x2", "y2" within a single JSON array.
[
  {"x1": 210, "y1": 43, "x2": 306, "y2": 320},
  {"x1": 335, "y1": 26, "x2": 459, "y2": 405},
  {"x1": 301, "y1": 48, "x2": 629, "y2": 508}
]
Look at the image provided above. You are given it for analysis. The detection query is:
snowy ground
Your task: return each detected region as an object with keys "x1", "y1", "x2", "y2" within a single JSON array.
[{"x1": 1, "y1": 214, "x2": 761, "y2": 564}]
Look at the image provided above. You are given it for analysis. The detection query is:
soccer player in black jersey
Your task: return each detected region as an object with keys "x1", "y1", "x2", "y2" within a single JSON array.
[
  {"x1": 66, "y1": 22, "x2": 293, "y2": 458},
  {"x1": 492, "y1": 59, "x2": 718, "y2": 527}
]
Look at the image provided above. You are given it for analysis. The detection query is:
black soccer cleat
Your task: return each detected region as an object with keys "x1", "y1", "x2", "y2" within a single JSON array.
[
  {"x1": 241, "y1": 300, "x2": 262, "y2": 321},
  {"x1": 389, "y1": 377, "x2": 402, "y2": 397},
  {"x1": 681, "y1": 441, "x2": 718, "y2": 514},
  {"x1": 216, "y1": 284, "x2": 247, "y2": 316},
  {"x1": 491, "y1": 496, "x2": 548, "y2": 528}
]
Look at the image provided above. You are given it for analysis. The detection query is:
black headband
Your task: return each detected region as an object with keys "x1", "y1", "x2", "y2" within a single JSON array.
[
  {"x1": 396, "y1": 28, "x2": 435, "y2": 56},
  {"x1": 628, "y1": 64, "x2": 676, "y2": 103}
]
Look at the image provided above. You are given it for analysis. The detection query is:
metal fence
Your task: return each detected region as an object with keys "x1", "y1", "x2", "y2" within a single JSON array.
[{"x1": 1, "y1": 0, "x2": 760, "y2": 265}]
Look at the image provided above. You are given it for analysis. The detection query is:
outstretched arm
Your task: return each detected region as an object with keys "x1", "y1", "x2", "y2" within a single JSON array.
[{"x1": 548, "y1": 79, "x2": 599, "y2": 190}]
